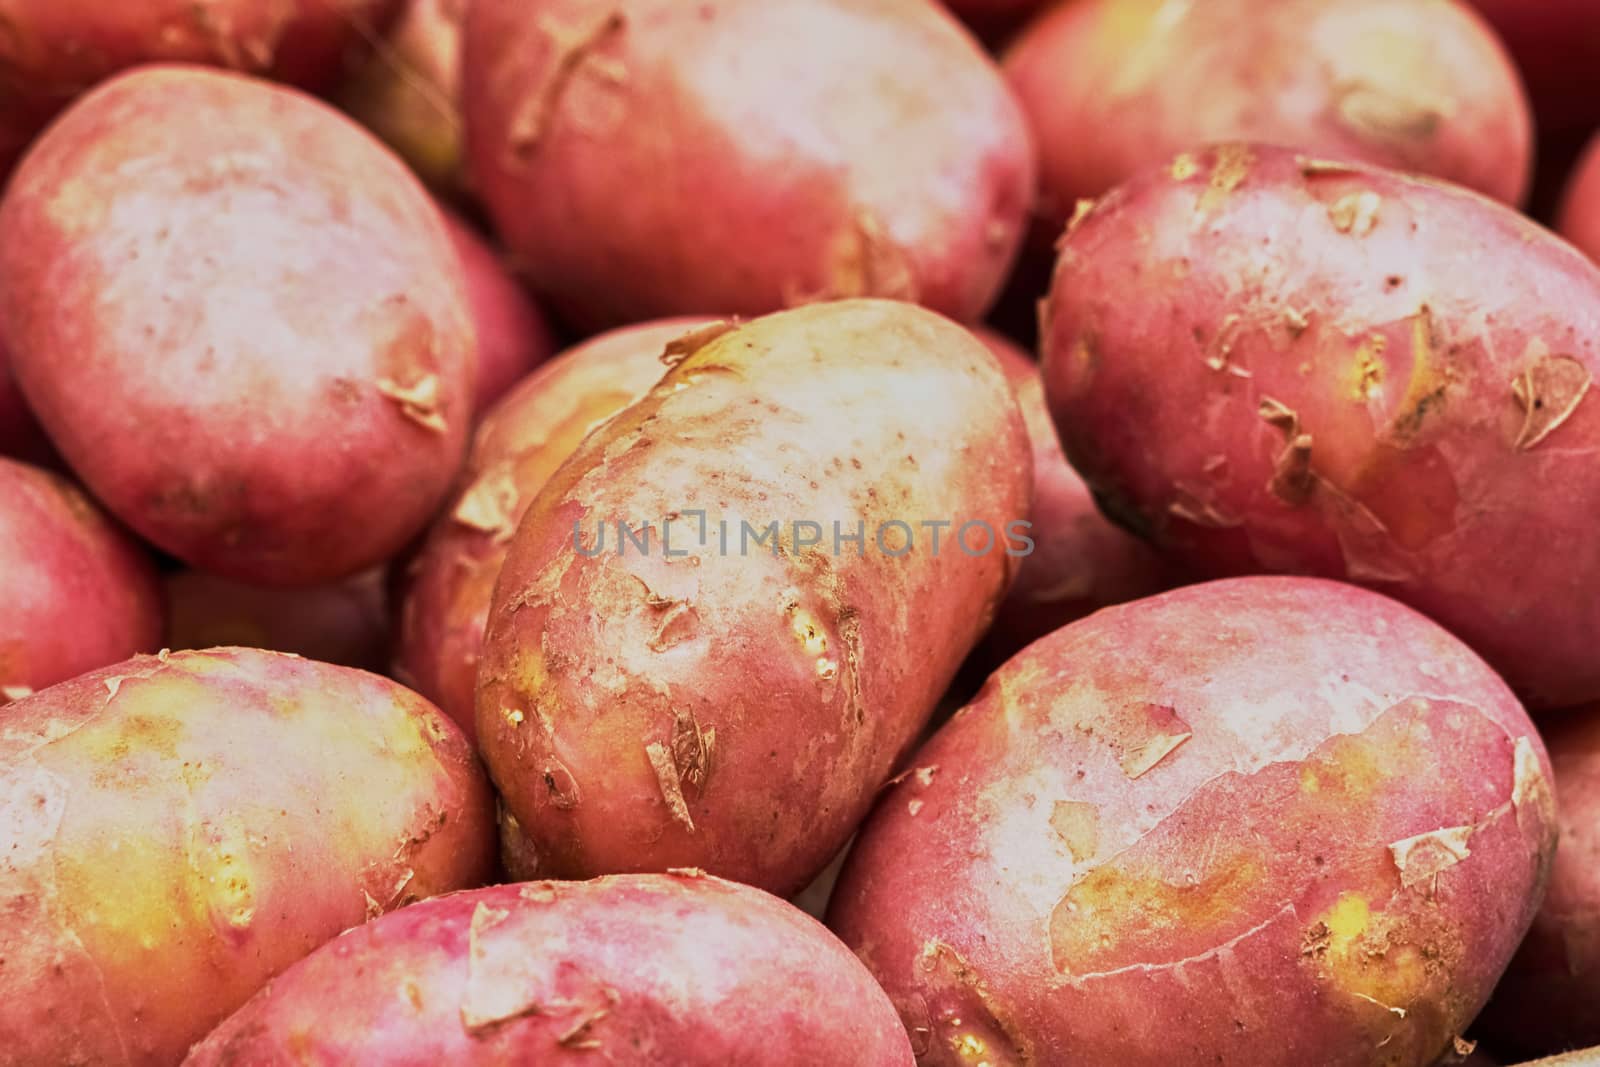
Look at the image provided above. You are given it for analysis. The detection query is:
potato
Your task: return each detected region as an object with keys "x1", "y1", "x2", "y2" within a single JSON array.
[
  {"x1": 1559, "y1": 135, "x2": 1600, "y2": 266},
  {"x1": 828, "y1": 577, "x2": 1557, "y2": 1067},
  {"x1": 0, "y1": 458, "x2": 162, "y2": 702},
  {"x1": 1040, "y1": 143, "x2": 1600, "y2": 710},
  {"x1": 183, "y1": 872, "x2": 915, "y2": 1065},
  {"x1": 462, "y1": 0, "x2": 1034, "y2": 328},
  {"x1": 0, "y1": 0, "x2": 402, "y2": 176},
  {"x1": 1464, "y1": 0, "x2": 1600, "y2": 137},
  {"x1": 440, "y1": 207, "x2": 556, "y2": 415},
  {"x1": 1003, "y1": 0, "x2": 1532, "y2": 231},
  {"x1": 1477, "y1": 706, "x2": 1600, "y2": 1058},
  {"x1": 0, "y1": 647, "x2": 495, "y2": 1067},
  {"x1": 0, "y1": 66, "x2": 477, "y2": 585},
  {"x1": 978, "y1": 329, "x2": 1179, "y2": 663},
  {"x1": 476, "y1": 299, "x2": 1032, "y2": 894},
  {"x1": 396, "y1": 318, "x2": 701, "y2": 737},
  {"x1": 164, "y1": 569, "x2": 389, "y2": 672}
]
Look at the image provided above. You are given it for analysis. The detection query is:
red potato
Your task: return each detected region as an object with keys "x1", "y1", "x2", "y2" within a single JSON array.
[
  {"x1": 476, "y1": 300, "x2": 1032, "y2": 894},
  {"x1": 440, "y1": 207, "x2": 557, "y2": 415},
  {"x1": 0, "y1": 0, "x2": 402, "y2": 176},
  {"x1": 828, "y1": 577, "x2": 1557, "y2": 1067},
  {"x1": 164, "y1": 569, "x2": 390, "y2": 672},
  {"x1": 1041, "y1": 144, "x2": 1600, "y2": 710},
  {"x1": 0, "y1": 647, "x2": 496, "y2": 1067},
  {"x1": 1003, "y1": 0, "x2": 1532, "y2": 231},
  {"x1": 1464, "y1": 0, "x2": 1600, "y2": 137},
  {"x1": 396, "y1": 318, "x2": 702, "y2": 738},
  {"x1": 1559, "y1": 135, "x2": 1600, "y2": 266},
  {"x1": 0, "y1": 457, "x2": 162, "y2": 702},
  {"x1": 183, "y1": 874, "x2": 915, "y2": 1065},
  {"x1": 463, "y1": 0, "x2": 1034, "y2": 329},
  {"x1": 0, "y1": 66, "x2": 477, "y2": 585},
  {"x1": 977, "y1": 330, "x2": 1179, "y2": 663}
]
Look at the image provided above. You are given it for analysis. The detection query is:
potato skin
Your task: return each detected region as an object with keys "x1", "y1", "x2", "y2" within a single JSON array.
[
  {"x1": 163, "y1": 569, "x2": 390, "y2": 672},
  {"x1": 1464, "y1": 0, "x2": 1600, "y2": 137},
  {"x1": 0, "y1": 66, "x2": 476, "y2": 585},
  {"x1": 183, "y1": 874, "x2": 916, "y2": 1065},
  {"x1": 1041, "y1": 143, "x2": 1600, "y2": 709},
  {"x1": 1559, "y1": 135, "x2": 1600, "y2": 266},
  {"x1": 396, "y1": 318, "x2": 699, "y2": 738},
  {"x1": 0, "y1": 647, "x2": 495, "y2": 1067},
  {"x1": 0, "y1": 458, "x2": 162, "y2": 701},
  {"x1": 1003, "y1": 0, "x2": 1531, "y2": 228},
  {"x1": 476, "y1": 300, "x2": 1032, "y2": 894},
  {"x1": 462, "y1": 0, "x2": 1034, "y2": 328},
  {"x1": 828, "y1": 577, "x2": 1557, "y2": 1067}
]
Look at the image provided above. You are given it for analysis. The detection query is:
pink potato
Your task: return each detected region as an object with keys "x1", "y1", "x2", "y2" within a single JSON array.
[
  {"x1": 0, "y1": 66, "x2": 477, "y2": 585},
  {"x1": 828, "y1": 577, "x2": 1557, "y2": 1067},
  {"x1": 0, "y1": 457, "x2": 162, "y2": 702},
  {"x1": 1003, "y1": 0, "x2": 1532, "y2": 230},
  {"x1": 163, "y1": 569, "x2": 390, "y2": 672},
  {"x1": 1041, "y1": 143, "x2": 1600, "y2": 710},
  {"x1": 183, "y1": 873, "x2": 914, "y2": 1065},
  {"x1": 462, "y1": 0, "x2": 1034, "y2": 328},
  {"x1": 1559, "y1": 135, "x2": 1600, "y2": 266},
  {"x1": 440, "y1": 207, "x2": 557, "y2": 415},
  {"x1": 0, "y1": 647, "x2": 496, "y2": 1067},
  {"x1": 1464, "y1": 0, "x2": 1600, "y2": 137},
  {"x1": 396, "y1": 318, "x2": 703, "y2": 738},
  {"x1": 476, "y1": 300, "x2": 1032, "y2": 894},
  {"x1": 0, "y1": 0, "x2": 402, "y2": 177}
]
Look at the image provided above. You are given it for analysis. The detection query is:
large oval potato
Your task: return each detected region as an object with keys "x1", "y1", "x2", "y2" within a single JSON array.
[
  {"x1": 828, "y1": 577, "x2": 1557, "y2": 1067},
  {"x1": 0, "y1": 647, "x2": 495, "y2": 1067},
  {"x1": 462, "y1": 0, "x2": 1034, "y2": 328},
  {"x1": 397, "y1": 318, "x2": 701, "y2": 737},
  {"x1": 477, "y1": 300, "x2": 1032, "y2": 894},
  {"x1": 1560, "y1": 134, "x2": 1600, "y2": 266},
  {"x1": 184, "y1": 873, "x2": 915, "y2": 1065},
  {"x1": 0, "y1": 66, "x2": 477, "y2": 585},
  {"x1": 1003, "y1": 0, "x2": 1531, "y2": 229},
  {"x1": 1041, "y1": 143, "x2": 1600, "y2": 709},
  {"x1": 0, "y1": 458, "x2": 162, "y2": 701},
  {"x1": 1464, "y1": 0, "x2": 1600, "y2": 137}
]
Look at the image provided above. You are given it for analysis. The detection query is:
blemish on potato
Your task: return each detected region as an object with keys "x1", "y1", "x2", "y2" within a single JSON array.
[
  {"x1": 1283, "y1": 306, "x2": 1311, "y2": 338},
  {"x1": 1510, "y1": 353, "x2": 1591, "y2": 451},
  {"x1": 1111, "y1": 703, "x2": 1191, "y2": 779},
  {"x1": 1512, "y1": 736, "x2": 1556, "y2": 841},
  {"x1": 1168, "y1": 482, "x2": 1242, "y2": 529},
  {"x1": 1347, "y1": 336, "x2": 1388, "y2": 401},
  {"x1": 1050, "y1": 801, "x2": 1100, "y2": 863},
  {"x1": 1198, "y1": 144, "x2": 1254, "y2": 213},
  {"x1": 1333, "y1": 81, "x2": 1448, "y2": 146},
  {"x1": 452, "y1": 461, "x2": 520, "y2": 542},
  {"x1": 1169, "y1": 154, "x2": 1198, "y2": 181},
  {"x1": 460, "y1": 902, "x2": 540, "y2": 1032},
  {"x1": 1328, "y1": 191, "x2": 1382, "y2": 237},
  {"x1": 1268, "y1": 433, "x2": 1316, "y2": 507},
  {"x1": 509, "y1": 11, "x2": 628, "y2": 163},
  {"x1": 0, "y1": 684, "x2": 32, "y2": 704},
  {"x1": 378, "y1": 374, "x2": 448, "y2": 434},
  {"x1": 659, "y1": 320, "x2": 737, "y2": 368},
  {"x1": 646, "y1": 740, "x2": 696, "y2": 831},
  {"x1": 1389, "y1": 825, "x2": 1473, "y2": 889},
  {"x1": 1065, "y1": 198, "x2": 1097, "y2": 238}
]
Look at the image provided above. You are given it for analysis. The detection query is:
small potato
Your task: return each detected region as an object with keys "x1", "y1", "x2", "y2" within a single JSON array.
[
  {"x1": 182, "y1": 873, "x2": 916, "y2": 1065},
  {"x1": 1464, "y1": 0, "x2": 1600, "y2": 137},
  {"x1": 1003, "y1": 0, "x2": 1531, "y2": 229},
  {"x1": 828, "y1": 577, "x2": 1557, "y2": 1067},
  {"x1": 163, "y1": 569, "x2": 390, "y2": 672},
  {"x1": 1041, "y1": 144, "x2": 1600, "y2": 709},
  {"x1": 1559, "y1": 134, "x2": 1600, "y2": 266},
  {"x1": 0, "y1": 648, "x2": 495, "y2": 1067},
  {"x1": 462, "y1": 0, "x2": 1034, "y2": 328},
  {"x1": 396, "y1": 318, "x2": 701, "y2": 737},
  {"x1": 476, "y1": 300, "x2": 1032, "y2": 894},
  {"x1": 0, "y1": 66, "x2": 477, "y2": 585},
  {"x1": 0, "y1": 457, "x2": 162, "y2": 701}
]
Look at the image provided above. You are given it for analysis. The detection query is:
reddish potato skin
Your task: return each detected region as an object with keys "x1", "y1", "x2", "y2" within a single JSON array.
[
  {"x1": 0, "y1": 0, "x2": 402, "y2": 176},
  {"x1": 163, "y1": 569, "x2": 389, "y2": 672},
  {"x1": 0, "y1": 66, "x2": 476, "y2": 585},
  {"x1": 183, "y1": 875, "x2": 916, "y2": 1066},
  {"x1": 1003, "y1": 0, "x2": 1531, "y2": 228},
  {"x1": 463, "y1": 0, "x2": 1034, "y2": 329},
  {"x1": 0, "y1": 458, "x2": 162, "y2": 700},
  {"x1": 396, "y1": 318, "x2": 700, "y2": 737},
  {"x1": 476, "y1": 300, "x2": 1032, "y2": 895},
  {"x1": 1464, "y1": 0, "x2": 1600, "y2": 137},
  {"x1": 440, "y1": 207, "x2": 557, "y2": 415},
  {"x1": 1041, "y1": 144, "x2": 1600, "y2": 709},
  {"x1": 977, "y1": 330, "x2": 1178, "y2": 663},
  {"x1": 1559, "y1": 136, "x2": 1600, "y2": 266},
  {"x1": 828, "y1": 577, "x2": 1556, "y2": 1067},
  {"x1": 0, "y1": 648, "x2": 496, "y2": 1067}
]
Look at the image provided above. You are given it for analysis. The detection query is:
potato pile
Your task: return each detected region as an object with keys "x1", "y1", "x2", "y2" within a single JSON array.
[{"x1": 0, "y1": 1, "x2": 1597, "y2": 1065}]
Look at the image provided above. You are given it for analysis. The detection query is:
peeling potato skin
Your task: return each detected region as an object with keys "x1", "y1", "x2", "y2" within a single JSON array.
[
  {"x1": 1002, "y1": 0, "x2": 1531, "y2": 232},
  {"x1": 462, "y1": 0, "x2": 1034, "y2": 329},
  {"x1": 182, "y1": 874, "x2": 915, "y2": 1065},
  {"x1": 976, "y1": 330, "x2": 1182, "y2": 665},
  {"x1": 827, "y1": 577, "x2": 1556, "y2": 1067},
  {"x1": 1558, "y1": 135, "x2": 1600, "y2": 267},
  {"x1": 164, "y1": 569, "x2": 389, "y2": 672},
  {"x1": 397, "y1": 318, "x2": 701, "y2": 740},
  {"x1": 1463, "y1": 0, "x2": 1600, "y2": 137},
  {"x1": 1041, "y1": 143, "x2": 1600, "y2": 709},
  {"x1": 476, "y1": 300, "x2": 1032, "y2": 894},
  {"x1": 440, "y1": 207, "x2": 557, "y2": 415},
  {"x1": 0, "y1": 66, "x2": 477, "y2": 585},
  {"x1": 0, "y1": 647, "x2": 496, "y2": 1067},
  {"x1": 0, "y1": 0, "x2": 403, "y2": 176}
]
